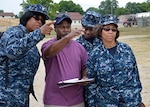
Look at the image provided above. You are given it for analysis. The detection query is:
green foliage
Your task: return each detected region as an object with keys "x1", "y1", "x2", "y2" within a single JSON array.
[
  {"x1": 114, "y1": 8, "x2": 130, "y2": 16},
  {"x1": 90, "y1": 0, "x2": 150, "y2": 16},
  {"x1": 21, "y1": 0, "x2": 84, "y2": 18},
  {"x1": 18, "y1": 0, "x2": 150, "y2": 19},
  {"x1": 58, "y1": 0, "x2": 84, "y2": 15},
  {"x1": 125, "y1": 2, "x2": 150, "y2": 14},
  {"x1": 0, "y1": 10, "x2": 4, "y2": 12},
  {"x1": 98, "y1": 0, "x2": 118, "y2": 15},
  {"x1": 86, "y1": 7, "x2": 101, "y2": 14},
  {"x1": 125, "y1": 2, "x2": 139, "y2": 14},
  {"x1": 21, "y1": 0, "x2": 59, "y2": 20},
  {"x1": 141, "y1": 1, "x2": 150, "y2": 11},
  {"x1": 119, "y1": 27, "x2": 150, "y2": 36}
]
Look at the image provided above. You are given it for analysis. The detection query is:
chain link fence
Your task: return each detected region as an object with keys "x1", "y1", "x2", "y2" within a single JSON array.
[{"x1": 136, "y1": 17, "x2": 150, "y2": 27}]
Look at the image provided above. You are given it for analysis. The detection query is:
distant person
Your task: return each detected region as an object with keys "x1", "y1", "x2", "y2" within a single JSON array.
[
  {"x1": 41, "y1": 13, "x2": 88, "y2": 107},
  {"x1": 76, "y1": 10, "x2": 101, "y2": 54},
  {"x1": 86, "y1": 14, "x2": 142, "y2": 107},
  {"x1": 0, "y1": 4, "x2": 54, "y2": 107}
]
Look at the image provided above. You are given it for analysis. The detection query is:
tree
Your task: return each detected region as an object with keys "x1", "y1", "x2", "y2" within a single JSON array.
[
  {"x1": 114, "y1": 8, "x2": 130, "y2": 16},
  {"x1": 137, "y1": 2, "x2": 150, "y2": 12},
  {"x1": 98, "y1": 0, "x2": 119, "y2": 15},
  {"x1": 86, "y1": 7, "x2": 101, "y2": 14},
  {"x1": 136, "y1": 2, "x2": 147, "y2": 12},
  {"x1": 124, "y1": 1, "x2": 150, "y2": 14},
  {"x1": 58, "y1": 0, "x2": 84, "y2": 15},
  {"x1": 0, "y1": 10, "x2": 4, "y2": 12},
  {"x1": 21, "y1": 0, "x2": 59, "y2": 20},
  {"x1": 146, "y1": 2, "x2": 150, "y2": 11},
  {"x1": 125, "y1": 2, "x2": 139, "y2": 14}
]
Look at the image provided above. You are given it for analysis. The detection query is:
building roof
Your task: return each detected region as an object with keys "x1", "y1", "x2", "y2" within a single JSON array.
[
  {"x1": 0, "y1": 12, "x2": 15, "y2": 17},
  {"x1": 68, "y1": 12, "x2": 82, "y2": 20}
]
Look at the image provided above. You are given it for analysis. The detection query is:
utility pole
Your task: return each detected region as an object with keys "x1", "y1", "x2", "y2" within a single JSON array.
[{"x1": 111, "y1": 0, "x2": 113, "y2": 14}]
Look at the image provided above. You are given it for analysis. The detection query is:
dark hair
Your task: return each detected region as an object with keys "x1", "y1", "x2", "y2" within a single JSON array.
[
  {"x1": 93, "y1": 24, "x2": 119, "y2": 40},
  {"x1": 20, "y1": 11, "x2": 46, "y2": 26}
]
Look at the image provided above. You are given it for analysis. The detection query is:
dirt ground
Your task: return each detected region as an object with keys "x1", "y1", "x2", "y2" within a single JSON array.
[{"x1": 30, "y1": 35, "x2": 150, "y2": 107}]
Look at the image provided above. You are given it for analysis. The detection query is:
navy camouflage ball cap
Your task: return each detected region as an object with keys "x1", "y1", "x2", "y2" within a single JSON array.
[
  {"x1": 54, "y1": 13, "x2": 72, "y2": 25},
  {"x1": 25, "y1": 4, "x2": 49, "y2": 20},
  {"x1": 81, "y1": 11, "x2": 101, "y2": 27},
  {"x1": 101, "y1": 14, "x2": 119, "y2": 27}
]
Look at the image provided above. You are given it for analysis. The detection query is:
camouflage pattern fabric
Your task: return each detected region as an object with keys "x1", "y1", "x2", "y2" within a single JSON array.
[
  {"x1": 76, "y1": 35, "x2": 101, "y2": 55},
  {"x1": 0, "y1": 24, "x2": 44, "y2": 107},
  {"x1": 81, "y1": 10, "x2": 101, "y2": 27},
  {"x1": 86, "y1": 41, "x2": 142, "y2": 107},
  {"x1": 100, "y1": 14, "x2": 119, "y2": 26},
  {"x1": 25, "y1": 4, "x2": 49, "y2": 20}
]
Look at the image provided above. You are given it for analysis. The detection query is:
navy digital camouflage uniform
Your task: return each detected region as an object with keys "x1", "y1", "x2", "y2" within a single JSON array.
[
  {"x1": 76, "y1": 11, "x2": 101, "y2": 54},
  {"x1": 76, "y1": 35, "x2": 101, "y2": 55},
  {"x1": 76, "y1": 11, "x2": 101, "y2": 106},
  {"x1": 0, "y1": 3, "x2": 49, "y2": 107},
  {"x1": 76, "y1": 34, "x2": 101, "y2": 107},
  {"x1": 76, "y1": 10, "x2": 101, "y2": 54},
  {"x1": 0, "y1": 24, "x2": 44, "y2": 107},
  {"x1": 86, "y1": 41, "x2": 142, "y2": 107}
]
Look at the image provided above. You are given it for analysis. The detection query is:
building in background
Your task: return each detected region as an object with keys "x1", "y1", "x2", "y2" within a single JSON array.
[
  {"x1": 0, "y1": 12, "x2": 15, "y2": 18},
  {"x1": 67, "y1": 12, "x2": 83, "y2": 29},
  {"x1": 136, "y1": 11, "x2": 150, "y2": 27}
]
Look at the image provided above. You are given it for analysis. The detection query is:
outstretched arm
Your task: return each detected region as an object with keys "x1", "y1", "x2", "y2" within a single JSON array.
[{"x1": 44, "y1": 29, "x2": 84, "y2": 58}]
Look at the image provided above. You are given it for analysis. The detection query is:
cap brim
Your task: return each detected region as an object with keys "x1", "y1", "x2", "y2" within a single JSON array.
[
  {"x1": 102, "y1": 22, "x2": 118, "y2": 27},
  {"x1": 55, "y1": 17, "x2": 72, "y2": 25}
]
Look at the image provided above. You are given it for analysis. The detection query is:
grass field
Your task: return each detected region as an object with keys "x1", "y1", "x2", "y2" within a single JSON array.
[
  {"x1": 119, "y1": 27, "x2": 150, "y2": 36},
  {"x1": 0, "y1": 18, "x2": 150, "y2": 36},
  {"x1": 118, "y1": 35, "x2": 150, "y2": 107},
  {"x1": 49, "y1": 26, "x2": 150, "y2": 37}
]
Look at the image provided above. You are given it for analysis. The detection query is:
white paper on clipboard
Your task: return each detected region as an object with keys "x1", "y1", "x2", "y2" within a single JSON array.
[{"x1": 58, "y1": 78, "x2": 94, "y2": 85}]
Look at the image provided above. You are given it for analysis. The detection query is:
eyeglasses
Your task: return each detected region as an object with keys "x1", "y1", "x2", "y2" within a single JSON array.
[
  {"x1": 103, "y1": 27, "x2": 117, "y2": 32},
  {"x1": 33, "y1": 15, "x2": 45, "y2": 24}
]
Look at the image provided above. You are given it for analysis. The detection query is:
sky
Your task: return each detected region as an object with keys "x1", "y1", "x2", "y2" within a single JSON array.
[{"x1": 0, "y1": 0, "x2": 146, "y2": 15}]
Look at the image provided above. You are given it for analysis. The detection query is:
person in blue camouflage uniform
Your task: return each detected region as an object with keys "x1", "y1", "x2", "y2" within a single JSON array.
[
  {"x1": 0, "y1": 4, "x2": 54, "y2": 107},
  {"x1": 86, "y1": 14, "x2": 142, "y2": 107},
  {"x1": 76, "y1": 11, "x2": 102, "y2": 107},
  {"x1": 76, "y1": 11, "x2": 102, "y2": 55}
]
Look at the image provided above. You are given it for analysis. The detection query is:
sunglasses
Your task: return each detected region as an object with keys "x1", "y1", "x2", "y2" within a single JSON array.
[
  {"x1": 103, "y1": 27, "x2": 117, "y2": 32},
  {"x1": 33, "y1": 15, "x2": 45, "y2": 24}
]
